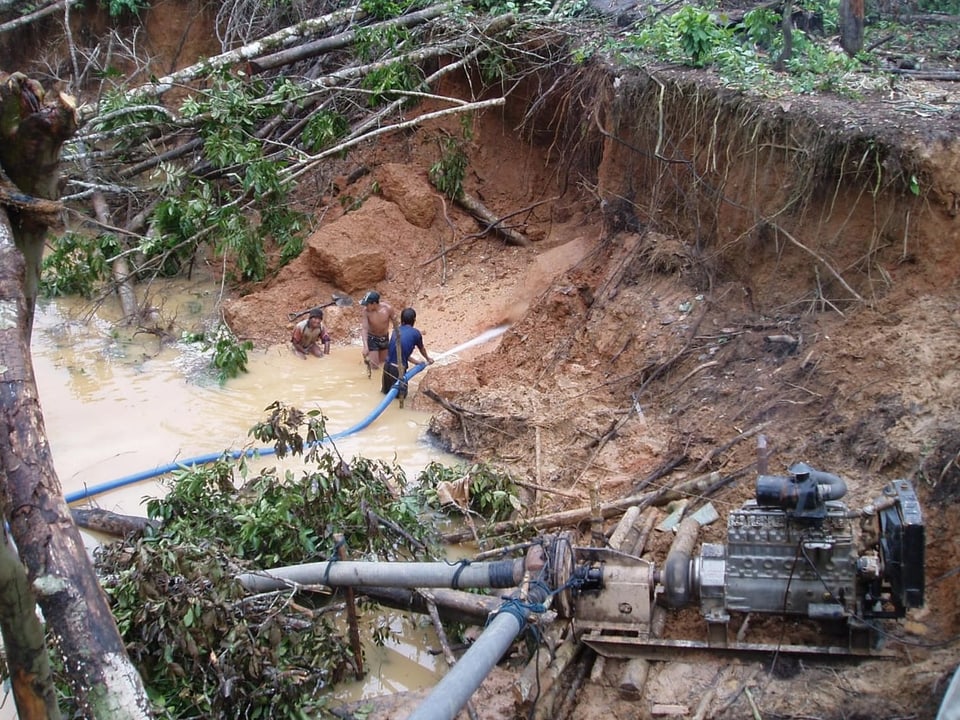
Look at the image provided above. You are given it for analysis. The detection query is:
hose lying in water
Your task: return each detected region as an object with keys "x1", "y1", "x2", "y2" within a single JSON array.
[
  {"x1": 63, "y1": 324, "x2": 511, "y2": 505},
  {"x1": 63, "y1": 362, "x2": 429, "y2": 504}
]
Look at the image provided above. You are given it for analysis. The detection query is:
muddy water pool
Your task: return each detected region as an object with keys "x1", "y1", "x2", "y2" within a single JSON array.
[{"x1": 2, "y1": 278, "x2": 481, "y2": 715}]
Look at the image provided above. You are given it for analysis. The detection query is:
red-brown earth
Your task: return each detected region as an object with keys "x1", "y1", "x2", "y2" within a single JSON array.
[{"x1": 5, "y1": 0, "x2": 960, "y2": 717}]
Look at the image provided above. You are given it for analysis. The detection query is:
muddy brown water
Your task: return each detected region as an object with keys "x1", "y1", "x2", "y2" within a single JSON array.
[{"x1": 1, "y1": 278, "x2": 489, "y2": 714}]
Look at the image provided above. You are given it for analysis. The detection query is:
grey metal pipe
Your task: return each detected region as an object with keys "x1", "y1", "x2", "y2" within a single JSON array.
[
  {"x1": 407, "y1": 605, "x2": 528, "y2": 720},
  {"x1": 236, "y1": 558, "x2": 525, "y2": 592},
  {"x1": 406, "y1": 545, "x2": 550, "y2": 720}
]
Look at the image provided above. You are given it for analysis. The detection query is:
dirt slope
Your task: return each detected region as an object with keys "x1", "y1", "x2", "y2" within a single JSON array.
[
  {"x1": 224, "y1": 61, "x2": 960, "y2": 718},
  {"x1": 10, "y1": 0, "x2": 956, "y2": 712}
]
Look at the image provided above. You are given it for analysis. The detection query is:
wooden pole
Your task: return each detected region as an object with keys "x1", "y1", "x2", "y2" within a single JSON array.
[{"x1": 334, "y1": 535, "x2": 364, "y2": 678}]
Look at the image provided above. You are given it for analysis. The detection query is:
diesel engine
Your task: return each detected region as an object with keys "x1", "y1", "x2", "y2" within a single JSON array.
[{"x1": 668, "y1": 463, "x2": 925, "y2": 647}]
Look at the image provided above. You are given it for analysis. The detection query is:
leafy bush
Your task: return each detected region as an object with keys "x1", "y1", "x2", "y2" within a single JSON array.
[
  {"x1": 88, "y1": 408, "x2": 444, "y2": 717},
  {"x1": 40, "y1": 232, "x2": 121, "y2": 298},
  {"x1": 634, "y1": 6, "x2": 732, "y2": 67},
  {"x1": 416, "y1": 461, "x2": 521, "y2": 523}
]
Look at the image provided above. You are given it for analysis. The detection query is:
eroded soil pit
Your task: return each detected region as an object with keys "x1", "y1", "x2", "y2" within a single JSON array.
[{"x1": 225, "y1": 62, "x2": 960, "y2": 719}]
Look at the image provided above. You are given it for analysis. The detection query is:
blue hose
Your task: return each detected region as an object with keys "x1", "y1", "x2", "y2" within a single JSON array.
[{"x1": 64, "y1": 362, "x2": 429, "y2": 504}]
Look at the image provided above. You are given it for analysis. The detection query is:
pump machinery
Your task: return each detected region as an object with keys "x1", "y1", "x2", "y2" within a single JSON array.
[
  {"x1": 549, "y1": 463, "x2": 925, "y2": 658},
  {"x1": 241, "y1": 462, "x2": 927, "y2": 720}
]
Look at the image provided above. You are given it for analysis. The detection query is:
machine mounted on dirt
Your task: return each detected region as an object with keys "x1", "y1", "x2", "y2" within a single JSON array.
[{"x1": 554, "y1": 463, "x2": 925, "y2": 657}]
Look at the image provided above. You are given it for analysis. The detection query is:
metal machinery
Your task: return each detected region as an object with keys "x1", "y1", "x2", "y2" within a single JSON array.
[
  {"x1": 239, "y1": 463, "x2": 926, "y2": 720},
  {"x1": 550, "y1": 464, "x2": 925, "y2": 658}
]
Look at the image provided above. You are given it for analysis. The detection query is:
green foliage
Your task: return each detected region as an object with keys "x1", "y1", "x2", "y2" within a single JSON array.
[
  {"x1": 355, "y1": 24, "x2": 412, "y2": 61},
  {"x1": 262, "y1": 206, "x2": 307, "y2": 266},
  {"x1": 301, "y1": 110, "x2": 349, "y2": 152},
  {"x1": 40, "y1": 232, "x2": 121, "y2": 298},
  {"x1": 149, "y1": 186, "x2": 217, "y2": 276},
  {"x1": 742, "y1": 7, "x2": 780, "y2": 49},
  {"x1": 479, "y1": 46, "x2": 515, "y2": 86},
  {"x1": 211, "y1": 325, "x2": 253, "y2": 383},
  {"x1": 97, "y1": 527, "x2": 350, "y2": 719},
  {"x1": 469, "y1": 0, "x2": 574, "y2": 15},
  {"x1": 429, "y1": 135, "x2": 469, "y2": 200},
  {"x1": 634, "y1": 6, "x2": 732, "y2": 67},
  {"x1": 360, "y1": 0, "x2": 412, "y2": 20},
  {"x1": 782, "y1": 33, "x2": 862, "y2": 95},
  {"x1": 87, "y1": 90, "x2": 172, "y2": 150},
  {"x1": 100, "y1": 0, "x2": 145, "y2": 18},
  {"x1": 416, "y1": 461, "x2": 522, "y2": 523},
  {"x1": 146, "y1": 73, "x2": 304, "y2": 283},
  {"x1": 619, "y1": 1, "x2": 884, "y2": 97},
  {"x1": 361, "y1": 61, "x2": 422, "y2": 106},
  {"x1": 916, "y1": 0, "x2": 960, "y2": 12},
  {"x1": 183, "y1": 324, "x2": 253, "y2": 383},
  {"x1": 87, "y1": 406, "x2": 448, "y2": 716}
]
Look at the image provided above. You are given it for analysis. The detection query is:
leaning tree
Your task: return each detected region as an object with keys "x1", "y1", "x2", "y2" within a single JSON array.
[{"x1": 0, "y1": 71, "x2": 152, "y2": 719}]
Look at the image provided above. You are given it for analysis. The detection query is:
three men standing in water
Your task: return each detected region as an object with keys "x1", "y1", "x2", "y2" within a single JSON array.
[{"x1": 292, "y1": 289, "x2": 434, "y2": 396}]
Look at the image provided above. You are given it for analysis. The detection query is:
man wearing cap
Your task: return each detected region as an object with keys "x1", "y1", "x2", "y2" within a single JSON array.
[{"x1": 360, "y1": 290, "x2": 396, "y2": 371}]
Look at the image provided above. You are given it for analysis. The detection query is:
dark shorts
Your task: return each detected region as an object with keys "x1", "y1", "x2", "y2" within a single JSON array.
[
  {"x1": 381, "y1": 362, "x2": 401, "y2": 395},
  {"x1": 367, "y1": 333, "x2": 389, "y2": 351}
]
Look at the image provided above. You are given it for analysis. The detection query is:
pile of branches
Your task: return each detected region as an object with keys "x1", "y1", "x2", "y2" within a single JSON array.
[{"x1": 2, "y1": 0, "x2": 587, "y2": 319}]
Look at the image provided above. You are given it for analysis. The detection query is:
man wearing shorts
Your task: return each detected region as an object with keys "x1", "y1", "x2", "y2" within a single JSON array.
[{"x1": 360, "y1": 290, "x2": 396, "y2": 371}]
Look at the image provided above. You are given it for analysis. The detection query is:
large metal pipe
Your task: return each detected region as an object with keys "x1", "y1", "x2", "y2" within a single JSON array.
[
  {"x1": 408, "y1": 546, "x2": 549, "y2": 720},
  {"x1": 661, "y1": 516, "x2": 700, "y2": 608},
  {"x1": 236, "y1": 557, "x2": 527, "y2": 592}
]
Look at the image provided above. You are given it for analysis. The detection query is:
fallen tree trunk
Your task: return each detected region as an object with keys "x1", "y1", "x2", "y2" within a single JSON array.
[
  {"x1": 456, "y1": 190, "x2": 532, "y2": 247},
  {"x1": 440, "y1": 471, "x2": 720, "y2": 544},
  {"x1": 360, "y1": 585, "x2": 514, "y2": 625},
  {"x1": 249, "y1": 3, "x2": 448, "y2": 73},
  {"x1": 120, "y1": 5, "x2": 369, "y2": 103},
  {"x1": 71, "y1": 508, "x2": 158, "y2": 537}
]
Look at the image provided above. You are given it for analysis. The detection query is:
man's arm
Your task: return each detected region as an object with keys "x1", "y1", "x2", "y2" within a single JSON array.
[
  {"x1": 291, "y1": 323, "x2": 307, "y2": 356},
  {"x1": 360, "y1": 309, "x2": 370, "y2": 356},
  {"x1": 415, "y1": 333, "x2": 434, "y2": 365}
]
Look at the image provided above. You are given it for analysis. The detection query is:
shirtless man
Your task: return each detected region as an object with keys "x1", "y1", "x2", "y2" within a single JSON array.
[
  {"x1": 291, "y1": 309, "x2": 331, "y2": 358},
  {"x1": 360, "y1": 290, "x2": 396, "y2": 371}
]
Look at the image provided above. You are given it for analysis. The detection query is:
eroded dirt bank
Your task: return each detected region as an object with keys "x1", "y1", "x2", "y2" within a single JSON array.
[{"x1": 226, "y1": 59, "x2": 960, "y2": 718}]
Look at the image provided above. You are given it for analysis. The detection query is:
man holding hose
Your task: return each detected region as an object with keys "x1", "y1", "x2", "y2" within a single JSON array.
[{"x1": 381, "y1": 307, "x2": 434, "y2": 396}]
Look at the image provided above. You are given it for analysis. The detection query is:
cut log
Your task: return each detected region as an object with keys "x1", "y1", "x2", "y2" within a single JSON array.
[
  {"x1": 456, "y1": 191, "x2": 531, "y2": 247},
  {"x1": 71, "y1": 508, "x2": 157, "y2": 537}
]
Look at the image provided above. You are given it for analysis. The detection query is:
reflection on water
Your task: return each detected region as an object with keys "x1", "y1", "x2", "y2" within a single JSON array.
[{"x1": 18, "y1": 279, "x2": 485, "y2": 715}]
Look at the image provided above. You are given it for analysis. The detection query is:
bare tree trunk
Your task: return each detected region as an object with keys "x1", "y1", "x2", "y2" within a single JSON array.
[
  {"x1": 774, "y1": 0, "x2": 793, "y2": 71},
  {"x1": 839, "y1": 0, "x2": 865, "y2": 55},
  {"x1": 0, "y1": 532, "x2": 60, "y2": 719},
  {"x1": 89, "y1": 185, "x2": 139, "y2": 320},
  {"x1": 0, "y1": 72, "x2": 153, "y2": 718},
  {"x1": 0, "y1": 207, "x2": 153, "y2": 718}
]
